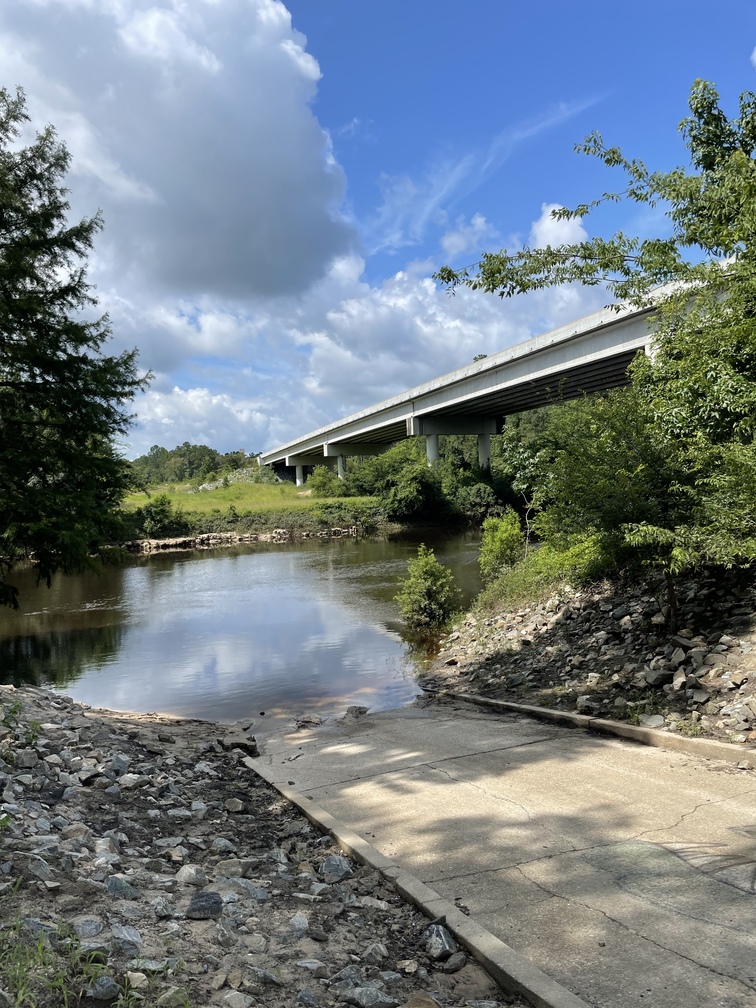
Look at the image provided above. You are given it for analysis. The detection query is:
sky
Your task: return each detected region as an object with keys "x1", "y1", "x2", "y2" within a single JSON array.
[{"x1": 2, "y1": 0, "x2": 756, "y2": 458}]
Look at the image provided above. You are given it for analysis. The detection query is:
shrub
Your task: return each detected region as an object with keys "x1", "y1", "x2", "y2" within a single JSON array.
[
  {"x1": 308, "y1": 465, "x2": 345, "y2": 497},
  {"x1": 454, "y1": 482, "x2": 502, "y2": 523},
  {"x1": 395, "y1": 544, "x2": 462, "y2": 630},
  {"x1": 478, "y1": 509, "x2": 526, "y2": 580},
  {"x1": 477, "y1": 532, "x2": 618, "y2": 609}
]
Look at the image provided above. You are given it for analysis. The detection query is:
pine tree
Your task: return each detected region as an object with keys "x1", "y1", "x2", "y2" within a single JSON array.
[{"x1": 0, "y1": 88, "x2": 148, "y2": 607}]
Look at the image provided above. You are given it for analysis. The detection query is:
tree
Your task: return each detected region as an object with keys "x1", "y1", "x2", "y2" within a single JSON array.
[
  {"x1": 436, "y1": 80, "x2": 756, "y2": 595},
  {"x1": 0, "y1": 88, "x2": 148, "y2": 607},
  {"x1": 394, "y1": 544, "x2": 461, "y2": 630}
]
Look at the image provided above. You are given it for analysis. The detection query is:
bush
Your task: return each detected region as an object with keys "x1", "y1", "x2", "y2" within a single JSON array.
[
  {"x1": 137, "y1": 494, "x2": 192, "y2": 538},
  {"x1": 477, "y1": 532, "x2": 619, "y2": 609},
  {"x1": 453, "y1": 482, "x2": 502, "y2": 523},
  {"x1": 478, "y1": 509, "x2": 525, "y2": 580},
  {"x1": 308, "y1": 465, "x2": 345, "y2": 497},
  {"x1": 394, "y1": 544, "x2": 462, "y2": 630}
]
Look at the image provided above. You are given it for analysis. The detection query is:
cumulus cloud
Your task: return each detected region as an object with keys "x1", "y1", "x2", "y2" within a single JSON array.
[
  {"x1": 125, "y1": 243, "x2": 605, "y2": 455},
  {"x1": 529, "y1": 202, "x2": 588, "y2": 247},
  {"x1": 0, "y1": 0, "x2": 355, "y2": 299},
  {"x1": 441, "y1": 213, "x2": 500, "y2": 260},
  {"x1": 1, "y1": 1, "x2": 606, "y2": 460}
]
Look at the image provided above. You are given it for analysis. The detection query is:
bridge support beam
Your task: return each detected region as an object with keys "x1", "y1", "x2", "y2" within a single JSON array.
[
  {"x1": 407, "y1": 415, "x2": 498, "y2": 437},
  {"x1": 295, "y1": 464, "x2": 304, "y2": 487},
  {"x1": 425, "y1": 434, "x2": 440, "y2": 466},
  {"x1": 478, "y1": 433, "x2": 491, "y2": 472},
  {"x1": 323, "y1": 442, "x2": 393, "y2": 457}
]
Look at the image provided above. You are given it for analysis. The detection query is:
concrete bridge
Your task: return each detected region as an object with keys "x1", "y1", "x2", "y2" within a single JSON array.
[{"x1": 260, "y1": 300, "x2": 655, "y2": 484}]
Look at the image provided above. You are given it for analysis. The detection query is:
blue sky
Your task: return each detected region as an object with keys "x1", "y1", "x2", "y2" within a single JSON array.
[{"x1": 2, "y1": 0, "x2": 755, "y2": 456}]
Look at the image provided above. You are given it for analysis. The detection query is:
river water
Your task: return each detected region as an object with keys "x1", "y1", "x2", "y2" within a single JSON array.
[{"x1": 0, "y1": 530, "x2": 481, "y2": 727}]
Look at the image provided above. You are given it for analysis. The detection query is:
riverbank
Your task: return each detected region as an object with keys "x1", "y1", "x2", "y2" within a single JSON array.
[
  {"x1": 422, "y1": 568, "x2": 756, "y2": 750},
  {"x1": 0, "y1": 684, "x2": 515, "y2": 1008},
  {"x1": 122, "y1": 526, "x2": 359, "y2": 554}
]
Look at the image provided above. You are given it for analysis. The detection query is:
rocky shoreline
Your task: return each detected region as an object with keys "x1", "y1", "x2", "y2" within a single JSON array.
[
  {"x1": 0, "y1": 684, "x2": 516, "y2": 1008},
  {"x1": 423, "y1": 569, "x2": 756, "y2": 751},
  {"x1": 123, "y1": 527, "x2": 359, "y2": 553}
]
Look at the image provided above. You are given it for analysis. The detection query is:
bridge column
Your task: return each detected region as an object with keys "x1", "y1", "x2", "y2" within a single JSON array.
[
  {"x1": 477, "y1": 433, "x2": 491, "y2": 472},
  {"x1": 295, "y1": 465, "x2": 305, "y2": 487},
  {"x1": 425, "y1": 434, "x2": 440, "y2": 466},
  {"x1": 337, "y1": 455, "x2": 346, "y2": 479}
]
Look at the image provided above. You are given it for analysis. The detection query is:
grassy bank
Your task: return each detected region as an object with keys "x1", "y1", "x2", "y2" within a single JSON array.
[
  {"x1": 125, "y1": 480, "x2": 330, "y2": 513},
  {"x1": 121, "y1": 482, "x2": 388, "y2": 538}
]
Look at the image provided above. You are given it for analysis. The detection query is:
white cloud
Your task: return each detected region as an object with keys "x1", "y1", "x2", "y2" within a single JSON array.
[
  {"x1": 441, "y1": 213, "x2": 500, "y2": 260},
  {"x1": 125, "y1": 242, "x2": 606, "y2": 456},
  {"x1": 529, "y1": 202, "x2": 588, "y2": 247},
  {"x1": 0, "y1": 1, "x2": 607, "y2": 462},
  {"x1": 0, "y1": 0, "x2": 355, "y2": 299}
]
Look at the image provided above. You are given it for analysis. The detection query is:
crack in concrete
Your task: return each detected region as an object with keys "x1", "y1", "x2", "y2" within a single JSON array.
[
  {"x1": 635, "y1": 787, "x2": 756, "y2": 840},
  {"x1": 514, "y1": 866, "x2": 756, "y2": 994}
]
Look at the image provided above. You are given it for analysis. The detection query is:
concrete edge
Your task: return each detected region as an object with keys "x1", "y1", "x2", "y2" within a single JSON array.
[
  {"x1": 424, "y1": 689, "x2": 755, "y2": 768},
  {"x1": 251, "y1": 758, "x2": 593, "y2": 1008}
]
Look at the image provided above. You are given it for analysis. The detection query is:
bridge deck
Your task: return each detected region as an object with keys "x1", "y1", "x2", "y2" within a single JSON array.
[{"x1": 261, "y1": 301, "x2": 654, "y2": 465}]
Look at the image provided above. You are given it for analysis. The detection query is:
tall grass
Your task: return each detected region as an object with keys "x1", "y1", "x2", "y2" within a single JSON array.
[{"x1": 124, "y1": 481, "x2": 351, "y2": 515}]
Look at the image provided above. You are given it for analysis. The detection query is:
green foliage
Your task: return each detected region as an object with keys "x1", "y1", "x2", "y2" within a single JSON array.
[
  {"x1": 0, "y1": 88, "x2": 147, "y2": 608},
  {"x1": 308, "y1": 465, "x2": 344, "y2": 497},
  {"x1": 135, "y1": 494, "x2": 192, "y2": 539},
  {"x1": 436, "y1": 79, "x2": 756, "y2": 601},
  {"x1": 130, "y1": 442, "x2": 260, "y2": 487},
  {"x1": 477, "y1": 533, "x2": 616, "y2": 609},
  {"x1": 479, "y1": 510, "x2": 526, "y2": 581},
  {"x1": 394, "y1": 543, "x2": 462, "y2": 630},
  {"x1": 0, "y1": 915, "x2": 110, "y2": 1006}
]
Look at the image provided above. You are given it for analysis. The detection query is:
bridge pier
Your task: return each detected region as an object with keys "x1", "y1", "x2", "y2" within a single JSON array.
[
  {"x1": 337, "y1": 455, "x2": 346, "y2": 479},
  {"x1": 295, "y1": 464, "x2": 305, "y2": 487},
  {"x1": 425, "y1": 434, "x2": 440, "y2": 466},
  {"x1": 477, "y1": 432, "x2": 491, "y2": 471}
]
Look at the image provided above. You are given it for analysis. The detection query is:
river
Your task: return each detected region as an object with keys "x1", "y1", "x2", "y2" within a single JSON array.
[{"x1": 0, "y1": 530, "x2": 481, "y2": 728}]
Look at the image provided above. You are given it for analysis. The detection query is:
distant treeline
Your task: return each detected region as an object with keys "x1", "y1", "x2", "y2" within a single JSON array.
[{"x1": 130, "y1": 442, "x2": 258, "y2": 486}]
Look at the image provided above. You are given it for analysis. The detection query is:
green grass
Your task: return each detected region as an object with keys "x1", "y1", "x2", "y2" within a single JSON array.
[
  {"x1": 124, "y1": 481, "x2": 358, "y2": 514},
  {"x1": 475, "y1": 533, "x2": 618, "y2": 611}
]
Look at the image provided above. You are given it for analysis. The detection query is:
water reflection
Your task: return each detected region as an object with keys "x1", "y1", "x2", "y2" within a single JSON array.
[{"x1": 0, "y1": 532, "x2": 481, "y2": 724}]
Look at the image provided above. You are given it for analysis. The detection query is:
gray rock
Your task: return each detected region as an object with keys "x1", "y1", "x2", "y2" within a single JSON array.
[
  {"x1": 639, "y1": 714, "x2": 665, "y2": 728},
  {"x1": 248, "y1": 967, "x2": 284, "y2": 987},
  {"x1": 185, "y1": 891, "x2": 222, "y2": 920},
  {"x1": 362, "y1": 941, "x2": 388, "y2": 964},
  {"x1": 297, "y1": 990, "x2": 318, "y2": 1006},
  {"x1": 343, "y1": 988, "x2": 399, "y2": 1008},
  {"x1": 319, "y1": 854, "x2": 352, "y2": 883},
  {"x1": 421, "y1": 923, "x2": 457, "y2": 961},
  {"x1": 175, "y1": 864, "x2": 207, "y2": 886},
  {"x1": 441, "y1": 950, "x2": 467, "y2": 973},
  {"x1": 14, "y1": 749, "x2": 39, "y2": 769},
  {"x1": 296, "y1": 959, "x2": 329, "y2": 978},
  {"x1": 86, "y1": 976, "x2": 120, "y2": 1001},
  {"x1": 223, "y1": 993, "x2": 254, "y2": 1008},
  {"x1": 330, "y1": 966, "x2": 365, "y2": 986},
  {"x1": 73, "y1": 916, "x2": 103, "y2": 939},
  {"x1": 228, "y1": 878, "x2": 268, "y2": 901},
  {"x1": 111, "y1": 923, "x2": 142, "y2": 954},
  {"x1": 644, "y1": 668, "x2": 673, "y2": 686},
  {"x1": 106, "y1": 875, "x2": 140, "y2": 900}
]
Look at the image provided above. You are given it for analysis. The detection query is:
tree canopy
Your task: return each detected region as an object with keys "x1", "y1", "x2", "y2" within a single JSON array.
[
  {"x1": 436, "y1": 81, "x2": 756, "y2": 599},
  {"x1": 0, "y1": 88, "x2": 147, "y2": 607}
]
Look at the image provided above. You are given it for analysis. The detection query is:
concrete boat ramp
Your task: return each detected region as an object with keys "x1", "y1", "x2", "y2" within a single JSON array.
[{"x1": 255, "y1": 697, "x2": 756, "y2": 1008}]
